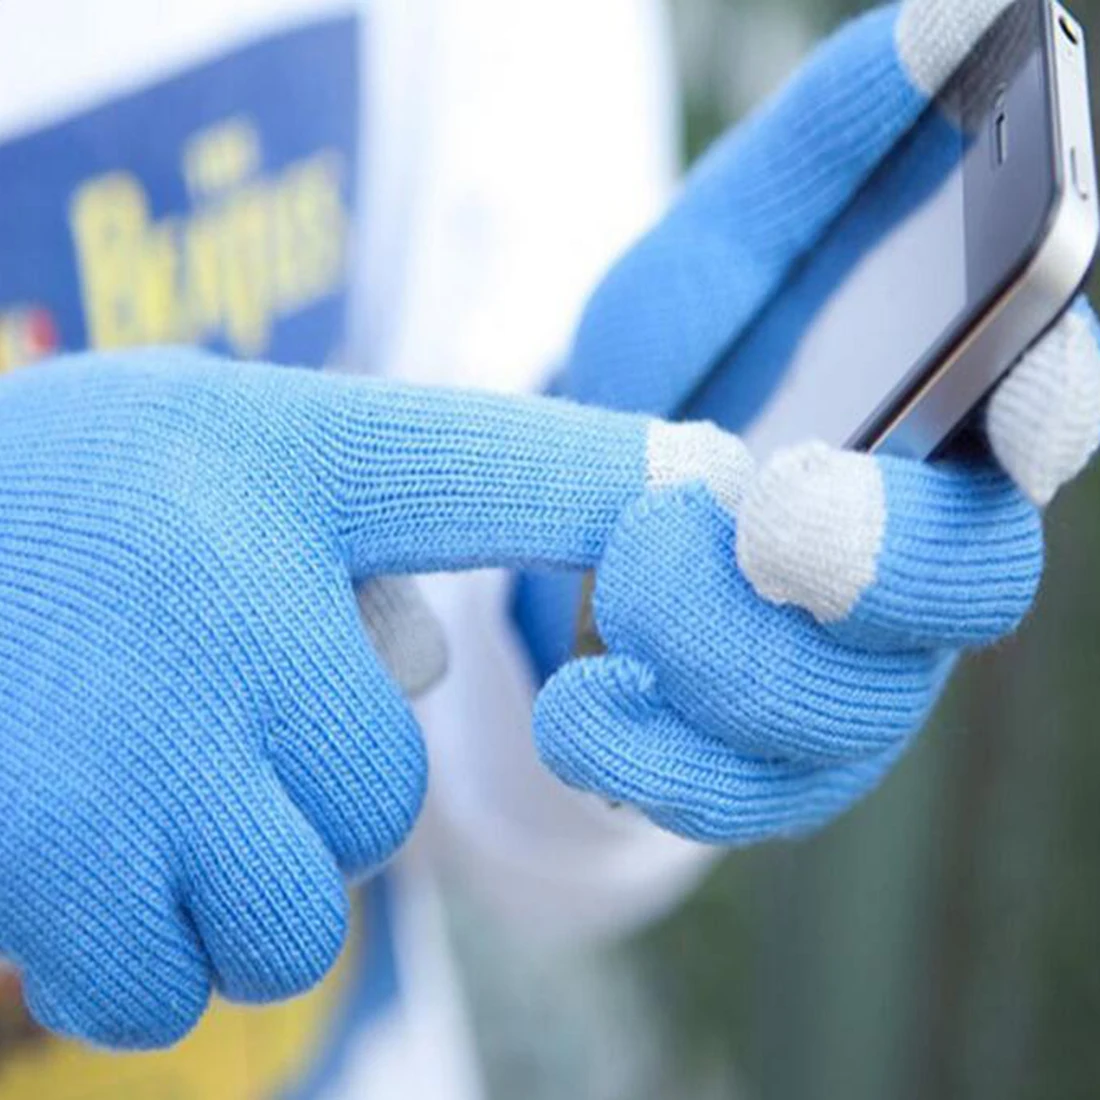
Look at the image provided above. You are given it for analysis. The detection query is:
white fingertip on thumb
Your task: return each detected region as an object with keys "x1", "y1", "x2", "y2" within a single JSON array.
[
  {"x1": 988, "y1": 309, "x2": 1100, "y2": 509},
  {"x1": 896, "y1": 0, "x2": 1016, "y2": 96},
  {"x1": 357, "y1": 577, "x2": 449, "y2": 699},
  {"x1": 736, "y1": 443, "x2": 887, "y2": 624}
]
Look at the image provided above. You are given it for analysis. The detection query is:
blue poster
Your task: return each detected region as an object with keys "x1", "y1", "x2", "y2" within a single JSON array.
[{"x1": 0, "y1": 15, "x2": 359, "y2": 372}]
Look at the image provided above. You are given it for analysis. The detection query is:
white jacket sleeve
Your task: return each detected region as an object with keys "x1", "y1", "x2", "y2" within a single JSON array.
[
  {"x1": 350, "y1": 0, "x2": 720, "y2": 945},
  {"x1": 416, "y1": 571, "x2": 718, "y2": 946}
]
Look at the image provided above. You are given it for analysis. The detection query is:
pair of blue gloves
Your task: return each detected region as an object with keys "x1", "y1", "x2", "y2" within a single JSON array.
[{"x1": 2, "y1": 0, "x2": 1099, "y2": 1050}]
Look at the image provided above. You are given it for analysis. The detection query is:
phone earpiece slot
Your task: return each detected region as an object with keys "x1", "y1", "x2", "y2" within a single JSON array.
[{"x1": 995, "y1": 111, "x2": 1010, "y2": 165}]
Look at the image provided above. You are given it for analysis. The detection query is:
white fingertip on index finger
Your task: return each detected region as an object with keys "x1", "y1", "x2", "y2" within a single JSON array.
[
  {"x1": 987, "y1": 307, "x2": 1100, "y2": 509},
  {"x1": 646, "y1": 421, "x2": 756, "y2": 517},
  {"x1": 896, "y1": 0, "x2": 1017, "y2": 96}
]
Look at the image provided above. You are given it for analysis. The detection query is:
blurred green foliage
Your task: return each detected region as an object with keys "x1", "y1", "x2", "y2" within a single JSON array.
[{"x1": 627, "y1": 2, "x2": 1100, "y2": 1097}]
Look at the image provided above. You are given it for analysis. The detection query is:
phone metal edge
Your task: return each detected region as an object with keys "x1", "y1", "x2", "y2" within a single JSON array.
[{"x1": 869, "y1": 0, "x2": 1099, "y2": 460}]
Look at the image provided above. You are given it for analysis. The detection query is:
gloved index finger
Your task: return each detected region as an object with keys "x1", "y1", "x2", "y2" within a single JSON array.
[
  {"x1": 563, "y1": 0, "x2": 1018, "y2": 419},
  {"x1": 294, "y1": 374, "x2": 753, "y2": 579}
]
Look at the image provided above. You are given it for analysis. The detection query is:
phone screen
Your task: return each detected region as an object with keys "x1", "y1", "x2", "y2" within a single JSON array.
[{"x1": 683, "y1": 0, "x2": 1056, "y2": 459}]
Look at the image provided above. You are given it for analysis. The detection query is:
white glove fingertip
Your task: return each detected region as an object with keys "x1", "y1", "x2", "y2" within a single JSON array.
[
  {"x1": 736, "y1": 442, "x2": 886, "y2": 624},
  {"x1": 646, "y1": 420, "x2": 756, "y2": 517},
  {"x1": 358, "y1": 577, "x2": 449, "y2": 699},
  {"x1": 988, "y1": 308, "x2": 1100, "y2": 509},
  {"x1": 897, "y1": 0, "x2": 1016, "y2": 96}
]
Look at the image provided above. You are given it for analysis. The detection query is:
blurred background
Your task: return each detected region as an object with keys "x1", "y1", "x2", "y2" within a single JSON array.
[{"x1": 452, "y1": 2, "x2": 1100, "y2": 1098}]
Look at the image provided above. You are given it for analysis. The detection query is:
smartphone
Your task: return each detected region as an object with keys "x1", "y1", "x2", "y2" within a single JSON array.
[
  {"x1": 576, "y1": 0, "x2": 1099, "y2": 655},
  {"x1": 685, "y1": 0, "x2": 1099, "y2": 460}
]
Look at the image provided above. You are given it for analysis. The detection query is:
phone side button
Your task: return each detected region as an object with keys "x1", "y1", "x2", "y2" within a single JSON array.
[{"x1": 1071, "y1": 147, "x2": 1091, "y2": 200}]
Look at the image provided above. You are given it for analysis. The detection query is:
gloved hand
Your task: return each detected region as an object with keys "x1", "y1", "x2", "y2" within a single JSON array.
[
  {"x1": 4, "y1": 2, "x2": 1097, "y2": 1057},
  {"x1": 524, "y1": 0, "x2": 1100, "y2": 840},
  {"x1": 0, "y1": 349, "x2": 690, "y2": 1049}
]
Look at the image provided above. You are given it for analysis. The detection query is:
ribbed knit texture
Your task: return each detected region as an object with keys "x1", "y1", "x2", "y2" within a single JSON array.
[
  {"x1": 357, "y1": 577, "x2": 449, "y2": 699},
  {"x1": 0, "y1": 348, "x2": 649, "y2": 1050},
  {"x1": 560, "y1": 4, "x2": 924, "y2": 419},
  {"x1": 987, "y1": 305, "x2": 1100, "y2": 509},
  {"x1": 533, "y1": 482, "x2": 961, "y2": 844},
  {"x1": 845, "y1": 459, "x2": 1044, "y2": 649},
  {"x1": 7, "y1": 0, "x2": 1100, "y2": 1052},
  {"x1": 521, "y1": 0, "x2": 1100, "y2": 850},
  {"x1": 593, "y1": 486, "x2": 942, "y2": 765},
  {"x1": 517, "y1": 3, "x2": 929, "y2": 682},
  {"x1": 737, "y1": 445, "x2": 1045, "y2": 650},
  {"x1": 535, "y1": 655, "x2": 927, "y2": 846},
  {"x1": 895, "y1": 0, "x2": 1016, "y2": 94}
]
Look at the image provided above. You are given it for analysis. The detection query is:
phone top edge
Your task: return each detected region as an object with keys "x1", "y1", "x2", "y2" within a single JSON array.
[{"x1": 864, "y1": 0, "x2": 1099, "y2": 461}]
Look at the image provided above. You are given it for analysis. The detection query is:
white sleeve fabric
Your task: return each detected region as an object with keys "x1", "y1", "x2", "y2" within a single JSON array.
[
  {"x1": 354, "y1": 0, "x2": 683, "y2": 394},
  {"x1": 348, "y1": 0, "x2": 720, "y2": 946},
  {"x1": 415, "y1": 571, "x2": 717, "y2": 947}
]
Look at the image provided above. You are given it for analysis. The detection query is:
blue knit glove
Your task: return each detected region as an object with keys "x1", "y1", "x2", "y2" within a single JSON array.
[
  {"x1": 0, "y1": 349, "x2": 671, "y2": 1050},
  {"x1": 523, "y1": 0, "x2": 1100, "y2": 841},
  {"x1": 4, "y1": 2, "x2": 1098, "y2": 1055}
]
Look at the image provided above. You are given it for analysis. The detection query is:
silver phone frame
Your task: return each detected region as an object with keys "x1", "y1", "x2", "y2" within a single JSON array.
[{"x1": 870, "y1": 0, "x2": 1100, "y2": 460}]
